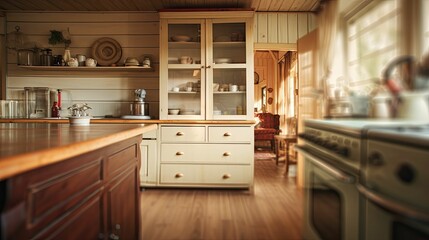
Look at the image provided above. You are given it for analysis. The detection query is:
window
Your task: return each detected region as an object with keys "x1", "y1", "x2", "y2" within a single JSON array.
[
  {"x1": 346, "y1": 0, "x2": 400, "y2": 86},
  {"x1": 261, "y1": 86, "x2": 267, "y2": 112},
  {"x1": 421, "y1": 0, "x2": 429, "y2": 52}
]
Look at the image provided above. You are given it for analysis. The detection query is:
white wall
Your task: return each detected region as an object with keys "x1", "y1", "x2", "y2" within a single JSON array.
[{"x1": 6, "y1": 12, "x2": 160, "y2": 118}]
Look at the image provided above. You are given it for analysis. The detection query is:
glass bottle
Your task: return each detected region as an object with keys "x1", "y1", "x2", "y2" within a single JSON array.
[
  {"x1": 51, "y1": 101, "x2": 60, "y2": 118},
  {"x1": 63, "y1": 49, "x2": 71, "y2": 64}
]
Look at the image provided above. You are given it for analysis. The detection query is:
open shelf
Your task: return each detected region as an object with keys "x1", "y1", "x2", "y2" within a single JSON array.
[{"x1": 18, "y1": 66, "x2": 155, "y2": 72}]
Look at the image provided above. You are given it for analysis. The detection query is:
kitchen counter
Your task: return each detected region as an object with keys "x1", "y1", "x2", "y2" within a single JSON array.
[
  {"x1": 0, "y1": 123, "x2": 157, "y2": 180},
  {"x1": 0, "y1": 118, "x2": 255, "y2": 124},
  {"x1": 0, "y1": 118, "x2": 256, "y2": 125}
]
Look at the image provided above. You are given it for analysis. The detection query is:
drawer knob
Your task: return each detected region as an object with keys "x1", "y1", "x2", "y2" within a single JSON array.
[
  {"x1": 175, "y1": 173, "x2": 184, "y2": 178},
  {"x1": 176, "y1": 132, "x2": 185, "y2": 136},
  {"x1": 223, "y1": 152, "x2": 231, "y2": 156},
  {"x1": 223, "y1": 174, "x2": 231, "y2": 179},
  {"x1": 176, "y1": 151, "x2": 184, "y2": 156},
  {"x1": 224, "y1": 132, "x2": 232, "y2": 137}
]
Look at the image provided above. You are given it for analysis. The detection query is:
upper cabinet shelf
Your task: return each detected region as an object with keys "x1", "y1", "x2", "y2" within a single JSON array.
[{"x1": 18, "y1": 66, "x2": 155, "y2": 72}]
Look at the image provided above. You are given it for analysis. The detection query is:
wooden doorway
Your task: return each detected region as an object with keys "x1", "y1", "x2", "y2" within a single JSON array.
[{"x1": 254, "y1": 50, "x2": 298, "y2": 135}]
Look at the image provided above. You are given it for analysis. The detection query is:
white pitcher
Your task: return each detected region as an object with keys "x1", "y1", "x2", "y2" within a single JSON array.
[{"x1": 396, "y1": 91, "x2": 429, "y2": 120}]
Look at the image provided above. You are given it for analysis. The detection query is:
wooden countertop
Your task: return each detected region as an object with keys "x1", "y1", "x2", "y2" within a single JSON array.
[
  {"x1": 0, "y1": 118, "x2": 256, "y2": 125},
  {"x1": 0, "y1": 123, "x2": 157, "y2": 180}
]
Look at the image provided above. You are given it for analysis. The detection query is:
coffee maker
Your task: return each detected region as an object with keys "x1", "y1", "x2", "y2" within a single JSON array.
[{"x1": 24, "y1": 87, "x2": 51, "y2": 118}]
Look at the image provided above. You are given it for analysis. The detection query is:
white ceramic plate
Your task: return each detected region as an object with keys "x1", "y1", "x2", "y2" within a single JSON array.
[
  {"x1": 180, "y1": 111, "x2": 195, "y2": 115},
  {"x1": 214, "y1": 58, "x2": 232, "y2": 64},
  {"x1": 171, "y1": 35, "x2": 192, "y2": 42}
]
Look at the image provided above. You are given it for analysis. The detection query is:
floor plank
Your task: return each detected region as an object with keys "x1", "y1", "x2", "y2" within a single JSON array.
[{"x1": 140, "y1": 159, "x2": 304, "y2": 240}]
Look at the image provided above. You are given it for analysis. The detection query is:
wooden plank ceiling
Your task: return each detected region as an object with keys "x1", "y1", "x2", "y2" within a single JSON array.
[{"x1": 0, "y1": 0, "x2": 321, "y2": 12}]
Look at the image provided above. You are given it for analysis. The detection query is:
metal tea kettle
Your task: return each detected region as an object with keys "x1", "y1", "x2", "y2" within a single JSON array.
[{"x1": 382, "y1": 55, "x2": 429, "y2": 120}]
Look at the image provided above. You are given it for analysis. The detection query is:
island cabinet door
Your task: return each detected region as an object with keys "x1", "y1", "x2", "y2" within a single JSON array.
[
  {"x1": 0, "y1": 152, "x2": 105, "y2": 240},
  {"x1": 104, "y1": 137, "x2": 141, "y2": 240},
  {"x1": 105, "y1": 166, "x2": 140, "y2": 240}
]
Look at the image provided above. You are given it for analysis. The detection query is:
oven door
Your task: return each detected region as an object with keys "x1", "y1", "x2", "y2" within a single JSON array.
[
  {"x1": 358, "y1": 185, "x2": 429, "y2": 240},
  {"x1": 297, "y1": 147, "x2": 359, "y2": 240}
]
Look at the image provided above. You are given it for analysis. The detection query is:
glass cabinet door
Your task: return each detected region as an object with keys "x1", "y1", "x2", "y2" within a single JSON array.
[
  {"x1": 161, "y1": 16, "x2": 253, "y2": 120},
  {"x1": 207, "y1": 21, "x2": 249, "y2": 119},
  {"x1": 165, "y1": 21, "x2": 205, "y2": 119}
]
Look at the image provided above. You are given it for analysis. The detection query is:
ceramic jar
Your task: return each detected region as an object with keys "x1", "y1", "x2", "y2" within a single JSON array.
[
  {"x1": 85, "y1": 58, "x2": 97, "y2": 67},
  {"x1": 67, "y1": 58, "x2": 78, "y2": 67}
]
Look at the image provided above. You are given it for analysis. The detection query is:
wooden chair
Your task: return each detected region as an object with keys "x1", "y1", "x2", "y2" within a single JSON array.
[{"x1": 254, "y1": 112, "x2": 281, "y2": 150}]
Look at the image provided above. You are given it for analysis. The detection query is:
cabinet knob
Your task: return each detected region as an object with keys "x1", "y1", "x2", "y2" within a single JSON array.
[
  {"x1": 223, "y1": 152, "x2": 231, "y2": 156},
  {"x1": 176, "y1": 151, "x2": 184, "y2": 156},
  {"x1": 223, "y1": 174, "x2": 231, "y2": 179},
  {"x1": 175, "y1": 173, "x2": 184, "y2": 178},
  {"x1": 206, "y1": 65, "x2": 211, "y2": 68},
  {"x1": 223, "y1": 132, "x2": 232, "y2": 137},
  {"x1": 201, "y1": 66, "x2": 205, "y2": 69},
  {"x1": 176, "y1": 132, "x2": 184, "y2": 136}
]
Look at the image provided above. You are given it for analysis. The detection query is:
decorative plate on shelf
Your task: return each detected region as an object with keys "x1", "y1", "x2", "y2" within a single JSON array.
[
  {"x1": 254, "y1": 72, "x2": 260, "y2": 84},
  {"x1": 91, "y1": 37, "x2": 122, "y2": 66}
]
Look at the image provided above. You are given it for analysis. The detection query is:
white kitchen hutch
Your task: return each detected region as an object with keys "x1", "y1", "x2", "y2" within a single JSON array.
[{"x1": 154, "y1": 10, "x2": 255, "y2": 189}]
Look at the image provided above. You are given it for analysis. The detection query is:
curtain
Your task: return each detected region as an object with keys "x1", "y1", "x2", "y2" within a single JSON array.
[{"x1": 317, "y1": 0, "x2": 339, "y2": 116}]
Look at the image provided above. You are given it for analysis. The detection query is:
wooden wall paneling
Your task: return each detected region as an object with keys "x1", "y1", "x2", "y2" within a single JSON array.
[
  {"x1": 5, "y1": 11, "x2": 160, "y2": 118},
  {"x1": 254, "y1": 66, "x2": 265, "y2": 111},
  {"x1": 6, "y1": 12, "x2": 159, "y2": 23},
  {"x1": 253, "y1": 13, "x2": 258, "y2": 43},
  {"x1": 8, "y1": 89, "x2": 159, "y2": 102},
  {"x1": 9, "y1": 35, "x2": 160, "y2": 49},
  {"x1": 297, "y1": 13, "x2": 309, "y2": 39},
  {"x1": 287, "y1": 13, "x2": 298, "y2": 43},
  {"x1": 277, "y1": 14, "x2": 289, "y2": 43},
  {"x1": 7, "y1": 76, "x2": 159, "y2": 89},
  {"x1": 254, "y1": 12, "x2": 315, "y2": 45},
  {"x1": 267, "y1": 13, "x2": 278, "y2": 43},
  {"x1": 308, "y1": 13, "x2": 317, "y2": 32},
  {"x1": 7, "y1": 64, "x2": 160, "y2": 78},
  {"x1": 6, "y1": 22, "x2": 159, "y2": 36},
  {"x1": 257, "y1": 13, "x2": 268, "y2": 43}
]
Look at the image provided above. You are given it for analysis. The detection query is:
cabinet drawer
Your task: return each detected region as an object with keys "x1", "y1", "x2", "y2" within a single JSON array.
[
  {"x1": 161, "y1": 144, "x2": 252, "y2": 164},
  {"x1": 160, "y1": 164, "x2": 252, "y2": 185},
  {"x1": 208, "y1": 126, "x2": 252, "y2": 143},
  {"x1": 161, "y1": 126, "x2": 206, "y2": 142}
]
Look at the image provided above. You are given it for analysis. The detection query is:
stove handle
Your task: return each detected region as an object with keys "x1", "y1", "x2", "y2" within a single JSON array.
[
  {"x1": 357, "y1": 184, "x2": 429, "y2": 223},
  {"x1": 295, "y1": 146, "x2": 355, "y2": 184}
]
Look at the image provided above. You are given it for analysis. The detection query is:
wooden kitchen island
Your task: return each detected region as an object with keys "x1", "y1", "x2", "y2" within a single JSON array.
[{"x1": 0, "y1": 123, "x2": 156, "y2": 240}]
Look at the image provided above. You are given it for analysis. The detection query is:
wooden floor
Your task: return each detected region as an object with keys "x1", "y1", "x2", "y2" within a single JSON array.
[{"x1": 140, "y1": 158, "x2": 304, "y2": 240}]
